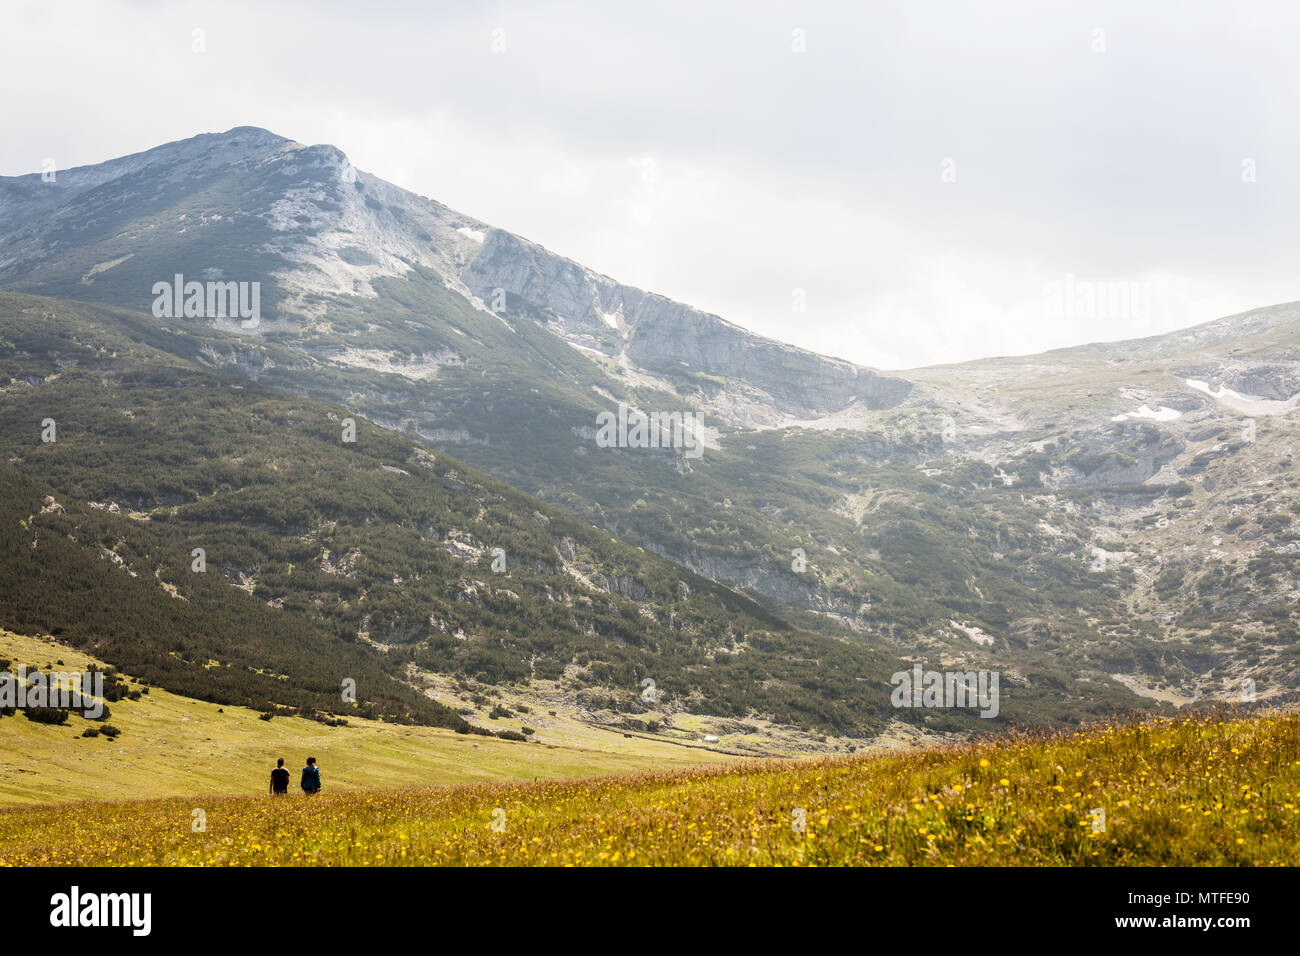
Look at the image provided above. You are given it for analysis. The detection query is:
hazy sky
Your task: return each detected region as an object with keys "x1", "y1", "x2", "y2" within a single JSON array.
[{"x1": 4, "y1": 0, "x2": 1298, "y2": 369}]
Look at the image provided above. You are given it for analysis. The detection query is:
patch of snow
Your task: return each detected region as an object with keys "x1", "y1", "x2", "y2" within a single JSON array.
[
  {"x1": 328, "y1": 347, "x2": 462, "y2": 380},
  {"x1": 1112, "y1": 404, "x2": 1182, "y2": 422},
  {"x1": 457, "y1": 227, "x2": 485, "y2": 244},
  {"x1": 568, "y1": 341, "x2": 612, "y2": 359},
  {"x1": 1186, "y1": 379, "x2": 1261, "y2": 401},
  {"x1": 950, "y1": 620, "x2": 995, "y2": 646},
  {"x1": 1185, "y1": 378, "x2": 1300, "y2": 416}
]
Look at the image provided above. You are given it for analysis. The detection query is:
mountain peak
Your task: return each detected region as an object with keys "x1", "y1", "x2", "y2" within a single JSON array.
[
  {"x1": 0, "y1": 126, "x2": 914, "y2": 424},
  {"x1": 209, "y1": 125, "x2": 289, "y2": 142}
]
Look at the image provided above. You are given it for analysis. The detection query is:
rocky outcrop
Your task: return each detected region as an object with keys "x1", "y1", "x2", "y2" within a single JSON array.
[
  {"x1": 2, "y1": 127, "x2": 910, "y2": 424},
  {"x1": 461, "y1": 229, "x2": 912, "y2": 421}
]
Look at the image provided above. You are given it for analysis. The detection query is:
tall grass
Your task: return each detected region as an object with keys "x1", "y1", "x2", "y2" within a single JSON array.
[{"x1": 2, "y1": 711, "x2": 1295, "y2": 866}]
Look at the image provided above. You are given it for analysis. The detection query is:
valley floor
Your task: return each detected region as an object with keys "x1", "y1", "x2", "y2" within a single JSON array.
[
  {"x1": 0, "y1": 630, "x2": 732, "y2": 806},
  {"x1": 1, "y1": 709, "x2": 1295, "y2": 866}
]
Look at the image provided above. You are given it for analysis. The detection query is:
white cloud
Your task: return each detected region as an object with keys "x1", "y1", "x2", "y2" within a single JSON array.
[{"x1": 3, "y1": 0, "x2": 1299, "y2": 368}]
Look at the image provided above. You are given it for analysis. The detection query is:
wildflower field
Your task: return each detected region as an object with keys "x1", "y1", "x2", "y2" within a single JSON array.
[{"x1": 2, "y1": 710, "x2": 1296, "y2": 866}]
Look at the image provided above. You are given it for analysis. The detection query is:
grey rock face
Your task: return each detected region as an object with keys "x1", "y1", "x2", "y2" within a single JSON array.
[
  {"x1": 461, "y1": 229, "x2": 912, "y2": 421},
  {"x1": 2, "y1": 127, "x2": 911, "y2": 424}
]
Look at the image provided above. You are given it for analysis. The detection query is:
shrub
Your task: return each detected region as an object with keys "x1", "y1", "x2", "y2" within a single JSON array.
[
  {"x1": 99, "y1": 724, "x2": 122, "y2": 738},
  {"x1": 22, "y1": 707, "x2": 69, "y2": 725}
]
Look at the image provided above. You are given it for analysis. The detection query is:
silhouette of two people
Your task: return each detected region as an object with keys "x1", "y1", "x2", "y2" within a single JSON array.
[{"x1": 270, "y1": 756, "x2": 321, "y2": 795}]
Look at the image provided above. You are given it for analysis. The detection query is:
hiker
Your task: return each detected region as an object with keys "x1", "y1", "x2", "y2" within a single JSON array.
[
  {"x1": 269, "y1": 757, "x2": 290, "y2": 796},
  {"x1": 301, "y1": 756, "x2": 322, "y2": 795}
]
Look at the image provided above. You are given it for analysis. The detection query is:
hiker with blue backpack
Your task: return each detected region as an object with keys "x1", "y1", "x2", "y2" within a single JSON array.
[{"x1": 301, "y1": 757, "x2": 322, "y2": 795}]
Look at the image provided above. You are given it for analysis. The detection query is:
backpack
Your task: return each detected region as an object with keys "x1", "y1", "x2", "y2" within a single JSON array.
[{"x1": 302, "y1": 765, "x2": 321, "y2": 790}]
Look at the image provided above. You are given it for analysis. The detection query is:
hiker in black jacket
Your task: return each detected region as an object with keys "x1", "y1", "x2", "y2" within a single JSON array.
[{"x1": 270, "y1": 758, "x2": 290, "y2": 795}]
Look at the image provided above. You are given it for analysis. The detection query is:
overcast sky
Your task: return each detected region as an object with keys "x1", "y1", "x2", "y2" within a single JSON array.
[{"x1": 3, "y1": 0, "x2": 1298, "y2": 369}]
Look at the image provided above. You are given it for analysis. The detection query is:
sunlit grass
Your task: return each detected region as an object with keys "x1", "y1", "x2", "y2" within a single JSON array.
[{"x1": 2, "y1": 711, "x2": 1295, "y2": 866}]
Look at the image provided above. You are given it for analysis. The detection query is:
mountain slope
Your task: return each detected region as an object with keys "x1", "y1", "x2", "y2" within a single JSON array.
[
  {"x1": 2, "y1": 128, "x2": 1296, "y2": 724},
  {"x1": 1, "y1": 291, "x2": 991, "y2": 744}
]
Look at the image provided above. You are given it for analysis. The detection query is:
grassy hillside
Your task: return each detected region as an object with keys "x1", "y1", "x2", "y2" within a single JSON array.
[
  {"x1": 2, "y1": 708, "x2": 1294, "y2": 865},
  {"x1": 0, "y1": 630, "x2": 731, "y2": 806}
]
